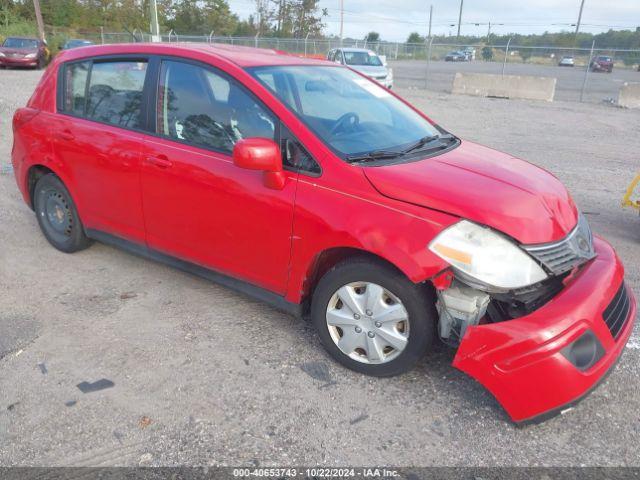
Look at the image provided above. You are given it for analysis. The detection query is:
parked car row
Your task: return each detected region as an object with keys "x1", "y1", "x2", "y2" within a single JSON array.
[
  {"x1": 558, "y1": 55, "x2": 615, "y2": 72},
  {"x1": 444, "y1": 48, "x2": 475, "y2": 62},
  {"x1": 0, "y1": 36, "x2": 93, "y2": 70}
]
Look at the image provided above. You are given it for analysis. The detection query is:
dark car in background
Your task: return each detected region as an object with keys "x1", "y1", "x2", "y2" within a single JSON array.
[
  {"x1": 445, "y1": 51, "x2": 467, "y2": 62},
  {"x1": 61, "y1": 39, "x2": 94, "y2": 50},
  {"x1": 590, "y1": 55, "x2": 614, "y2": 73},
  {"x1": 0, "y1": 37, "x2": 49, "y2": 69}
]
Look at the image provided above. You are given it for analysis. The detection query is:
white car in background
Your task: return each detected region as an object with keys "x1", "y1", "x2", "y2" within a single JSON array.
[{"x1": 327, "y1": 47, "x2": 393, "y2": 88}]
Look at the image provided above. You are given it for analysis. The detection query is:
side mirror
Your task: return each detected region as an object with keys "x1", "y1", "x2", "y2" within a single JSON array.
[{"x1": 232, "y1": 138, "x2": 285, "y2": 190}]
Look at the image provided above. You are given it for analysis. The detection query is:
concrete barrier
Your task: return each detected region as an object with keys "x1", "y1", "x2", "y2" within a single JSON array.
[
  {"x1": 618, "y1": 83, "x2": 640, "y2": 109},
  {"x1": 452, "y1": 72, "x2": 556, "y2": 102}
]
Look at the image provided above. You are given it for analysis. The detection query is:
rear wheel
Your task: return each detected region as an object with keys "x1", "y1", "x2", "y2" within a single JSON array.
[
  {"x1": 33, "y1": 174, "x2": 91, "y2": 253},
  {"x1": 311, "y1": 258, "x2": 436, "y2": 377}
]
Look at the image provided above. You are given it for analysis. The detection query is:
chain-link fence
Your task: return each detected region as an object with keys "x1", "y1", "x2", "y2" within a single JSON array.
[{"x1": 64, "y1": 31, "x2": 640, "y2": 104}]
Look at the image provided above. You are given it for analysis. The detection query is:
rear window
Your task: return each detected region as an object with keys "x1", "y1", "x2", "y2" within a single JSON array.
[{"x1": 61, "y1": 59, "x2": 148, "y2": 130}]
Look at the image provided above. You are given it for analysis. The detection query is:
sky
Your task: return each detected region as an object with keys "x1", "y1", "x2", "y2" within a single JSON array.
[{"x1": 229, "y1": 0, "x2": 639, "y2": 41}]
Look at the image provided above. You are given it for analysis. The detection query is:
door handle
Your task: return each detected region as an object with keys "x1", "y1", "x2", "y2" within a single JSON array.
[
  {"x1": 144, "y1": 155, "x2": 173, "y2": 169},
  {"x1": 58, "y1": 130, "x2": 75, "y2": 141}
]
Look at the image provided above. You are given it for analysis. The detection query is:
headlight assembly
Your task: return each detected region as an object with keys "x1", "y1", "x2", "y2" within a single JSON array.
[
  {"x1": 25, "y1": 53, "x2": 37, "y2": 59},
  {"x1": 429, "y1": 220, "x2": 548, "y2": 291}
]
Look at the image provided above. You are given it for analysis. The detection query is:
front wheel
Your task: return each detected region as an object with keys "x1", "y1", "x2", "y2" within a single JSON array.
[{"x1": 311, "y1": 258, "x2": 436, "y2": 377}]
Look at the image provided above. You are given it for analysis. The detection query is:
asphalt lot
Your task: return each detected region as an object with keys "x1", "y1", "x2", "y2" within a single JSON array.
[
  {"x1": 1, "y1": 68, "x2": 639, "y2": 467},
  {"x1": 390, "y1": 59, "x2": 640, "y2": 103}
]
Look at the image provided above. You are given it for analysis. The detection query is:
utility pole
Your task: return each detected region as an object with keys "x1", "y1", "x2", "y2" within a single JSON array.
[
  {"x1": 486, "y1": 21, "x2": 491, "y2": 43},
  {"x1": 339, "y1": 0, "x2": 344, "y2": 46},
  {"x1": 32, "y1": 0, "x2": 45, "y2": 43},
  {"x1": 149, "y1": 0, "x2": 160, "y2": 42},
  {"x1": 456, "y1": 0, "x2": 463, "y2": 42},
  {"x1": 428, "y1": 5, "x2": 433, "y2": 38},
  {"x1": 575, "y1": 0, "x2": 586, "y2": 37}
]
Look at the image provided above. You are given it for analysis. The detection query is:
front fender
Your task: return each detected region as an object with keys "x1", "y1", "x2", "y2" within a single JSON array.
[{"x1": 286, "y1": 174, "x2": 457, "y2": 304}]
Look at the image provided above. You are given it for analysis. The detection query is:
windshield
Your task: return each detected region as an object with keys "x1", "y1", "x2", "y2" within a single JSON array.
[
  {"x1": 250, "y1": 66, "x2": 444, "y2": 159},
  {"x1": 2, "y1": 38, "x2": 38, "y2": 49},
  {"x1": 343, "y1": 51, "x2": 383, "y2": 67}
]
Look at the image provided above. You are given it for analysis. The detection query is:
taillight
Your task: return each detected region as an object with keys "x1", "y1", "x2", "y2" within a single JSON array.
[{"x1": 12, "y1": 108, "x2": 39, "y2": 131}]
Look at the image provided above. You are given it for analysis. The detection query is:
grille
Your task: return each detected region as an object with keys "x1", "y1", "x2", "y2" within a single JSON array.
[
  {"x1": 603, "y1": 283, "x2": 631, "y2": 340},
  {"x1": 523, "y1": 215, "x2": 595, "y2": 275}
]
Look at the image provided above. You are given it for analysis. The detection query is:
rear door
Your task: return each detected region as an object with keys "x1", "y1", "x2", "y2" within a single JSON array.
[
  {"x1": 51, "y1": 57, "x2": 150, "y2": 243},
  {"x1": 139, "y1": 58, "x2": 298, "y2": 294}
]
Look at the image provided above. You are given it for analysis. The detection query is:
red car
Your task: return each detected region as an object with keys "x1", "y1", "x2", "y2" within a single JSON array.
[
  {"x1": 0, "y1": 36, "x2": 49, "y2": 69},
  {"x1": 11, "y1": 43, "x2": 636, "y2": 423},
  {"x1": 590, "y1": 55, "x2": 614, "y2": 73}
]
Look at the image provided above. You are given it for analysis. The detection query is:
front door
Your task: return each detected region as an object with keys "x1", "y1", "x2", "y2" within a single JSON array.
[{"x1": 140, "y1": 59, "x2": 297, "y2": 295}]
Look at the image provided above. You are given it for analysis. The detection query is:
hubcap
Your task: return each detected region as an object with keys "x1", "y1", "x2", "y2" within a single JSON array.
[
  {"x1": 39, "y1": 187, "x2": 74, "y2": 244},
  {"x1": 326, "y1": 282, "x2": 410, "y2": 364}
]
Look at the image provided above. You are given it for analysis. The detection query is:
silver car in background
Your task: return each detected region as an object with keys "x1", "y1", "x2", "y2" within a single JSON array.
[{"x1": 327, "y1": 47, "x2": 393, "y2": 88}]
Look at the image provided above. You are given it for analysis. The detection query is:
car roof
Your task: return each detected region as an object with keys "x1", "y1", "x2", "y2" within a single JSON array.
[
  {"x1": 4, "y1": 36, "x2": 39, "y2": 41},
  {"x1": 55, "y1": 42, "x2": 336, "y2": 68}
]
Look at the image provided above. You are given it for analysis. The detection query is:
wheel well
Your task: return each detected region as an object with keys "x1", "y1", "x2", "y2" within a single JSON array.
[
  {"x1": 27, "y1": 165, "x2": 55, "y2": 209},
  {"x1": 301, "y1": 247, "x2": 409, "y2": 315}
]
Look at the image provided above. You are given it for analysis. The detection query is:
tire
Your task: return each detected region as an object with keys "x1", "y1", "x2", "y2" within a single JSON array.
[
  {"x1": 33, "y1": 174, "x2": 91, "y2": 253},
  {"x1": 310, "y1": 257, "x2": 436, "y2": 377}
]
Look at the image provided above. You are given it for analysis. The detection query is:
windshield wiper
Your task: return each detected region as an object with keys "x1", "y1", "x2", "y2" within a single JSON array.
[
  {"x1": 345, "y1": 134, "x2": 456, "y2": 164},
  {"x1": 345, "y1": 150, "x2": 403, "y2": 163},
  {"x1": 400, "y1": 133, "x2": 455, "y2": 155}
]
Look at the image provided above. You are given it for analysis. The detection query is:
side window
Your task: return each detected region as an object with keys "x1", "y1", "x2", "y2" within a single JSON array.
[
  {"x1": 157, "y1": 60, "x2": 275, "y2": 153},
  {"x1": 63, "y1": 61, "x2": 90, "y2": 115},
  {"x1": 328, "y1": 50, "x2": 335, "y2": 62},
  {"x1": 85, "y1": 60, "x2": 148, "y2": 129},
  {"x1": 280, "y1": 125, "x2": 321, "y2": 175}
]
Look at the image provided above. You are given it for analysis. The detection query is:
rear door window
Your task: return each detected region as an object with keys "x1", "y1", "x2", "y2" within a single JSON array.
[
  {"x1": 85, "y1": 60, "x2": 148, "y2": 129},
  {"x1": 63, "y1": 61, "x2": 90, "y2": 116}
]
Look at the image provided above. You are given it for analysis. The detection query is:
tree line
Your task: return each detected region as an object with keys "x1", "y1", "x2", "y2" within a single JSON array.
[{"x1": 0, "y1": 0, "x2": 326, "y2": 38}]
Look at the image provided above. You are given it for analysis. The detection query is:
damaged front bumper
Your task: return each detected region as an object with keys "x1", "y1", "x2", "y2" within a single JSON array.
[{"x1": 453, "y1": 237, "x2": 636, "y2": 423}]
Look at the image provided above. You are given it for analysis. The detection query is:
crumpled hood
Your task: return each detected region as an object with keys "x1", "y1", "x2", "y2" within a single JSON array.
[{"x1": 363, "y1": 140, "x2": 578, "y2": 244}]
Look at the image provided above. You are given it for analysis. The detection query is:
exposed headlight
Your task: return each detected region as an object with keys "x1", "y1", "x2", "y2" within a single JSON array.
[
  {"x1": 429, "y1": 220, "x2": 548, "y2": 290},
  {"x1": 0, "y1": 52, "x2": 5, "y2": 57},
  {"x1": 25, "y1": 53, "x2": 37, "y2": 59}
]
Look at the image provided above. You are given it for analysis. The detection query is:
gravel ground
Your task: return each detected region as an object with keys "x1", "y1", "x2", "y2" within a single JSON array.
[
  {"x1": 0, "y1": 68, "x2": 639, "y2": 467},
  {"x1": 390, "y1": 59, "x2": 640, "y2": 104}
]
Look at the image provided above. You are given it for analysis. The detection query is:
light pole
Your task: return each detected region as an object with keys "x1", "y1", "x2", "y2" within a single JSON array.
[
  {"x1": 339, "y1": 0, "x2": 344, "y2": 46},
  {"x1": 575, "y1": 0, "x2": 586, "y2": 38},
  {"x1": 456, "y1": 0, "x2": 463, "y2": 42},
  {"x1": 32, "y1": 0, "x2": 46, "y2": 43},
  {"x1": 150, "y1": 0, "x2": 161, "y2": 42},
  {"x1": 428, "y1": 5, "x2": 433, "y2": 38}
]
